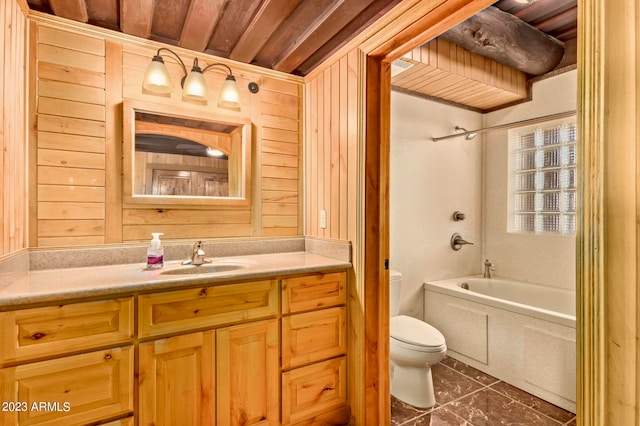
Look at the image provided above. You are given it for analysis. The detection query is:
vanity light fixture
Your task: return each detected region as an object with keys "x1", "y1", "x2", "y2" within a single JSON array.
[{"x1": 142, "y1": 48, "x2": 256, "y2": 109}]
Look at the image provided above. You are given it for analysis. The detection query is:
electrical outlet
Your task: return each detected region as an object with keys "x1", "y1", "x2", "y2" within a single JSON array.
[{"x1": 320, "y1": 210, "x2": 327, "y2": 229}]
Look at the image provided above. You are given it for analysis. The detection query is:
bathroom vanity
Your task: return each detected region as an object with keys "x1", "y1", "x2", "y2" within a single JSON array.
[{"x1": 0, "y1": 250, "x2": 350, "y2": 426}]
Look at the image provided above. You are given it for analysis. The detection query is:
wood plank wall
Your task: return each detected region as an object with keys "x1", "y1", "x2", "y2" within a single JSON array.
[
  {"x1": 30, "y1": 19, "x2": 302, "y2": 247},
  {"x1": 304, "y1": 52, "x2": 359, "y2": 241},
  {"x1": 304, "y1": 49, "x2": 363, "y2": 421},
  {"x1": 0, "y1": 1, "x2": 28, "y2": 257}
]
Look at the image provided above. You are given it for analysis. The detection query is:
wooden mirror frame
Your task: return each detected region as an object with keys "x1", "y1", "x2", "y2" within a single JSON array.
[{"x1": 122, "y1": 99, "x2": 252, "y2": 207}]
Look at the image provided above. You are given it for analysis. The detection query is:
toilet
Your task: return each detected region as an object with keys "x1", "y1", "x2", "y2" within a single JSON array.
[{"x1": 389, "y1": 270, "x2": 447, "y2": 408}]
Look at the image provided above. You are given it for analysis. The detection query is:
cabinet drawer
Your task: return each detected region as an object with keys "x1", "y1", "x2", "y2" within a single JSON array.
[
  {"x1": 282, "y1": 307, "x2": 346, "y2": 370},
  {"x1": 139, "y1": 280, "x2": 278, "y2": 338},
  {"x1": 281, "y1": 356, "x2": 347, "y2": 425},
  {"x1": 0, "y1": 346, "x2": 134, "y2": 426},
  {"x1": 0, "y1": 298, "x2": 134, "y2": 365},
  {"x1": 282, "y1": 272, "x2": 346, "y2": 314}
]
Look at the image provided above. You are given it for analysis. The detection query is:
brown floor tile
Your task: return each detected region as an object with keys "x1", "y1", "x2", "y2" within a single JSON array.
[
  {"x1": 431, "y1": 363, "x2": 485, "y2": 405},
  {"x1": 391, "y1": 395, "x2": 433, "y2": 425},
  {"x1": 391, "y1": 357, "x2": 574, "y2": 426},
  {"x1": 441, "y1": 356, "x2": 500, "y2": 386},
  {"x1": 406, "y1": 407, "x2": 471, "y2": 425},
  {"x1": 446, "y1": 388, "x2": 562, "y2": 426},
  {"x1": 490, "y1": 381, "x2": 575, "y2": 423}
]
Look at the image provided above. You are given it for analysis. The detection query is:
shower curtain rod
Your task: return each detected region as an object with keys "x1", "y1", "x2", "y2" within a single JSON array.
[{"x1": 431, "y1": 110, "x2": 577, "y2": 142}]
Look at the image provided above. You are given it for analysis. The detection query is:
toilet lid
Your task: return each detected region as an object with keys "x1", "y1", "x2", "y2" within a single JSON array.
[{"x1": 390, "y1": 315, "x2": 446, "y2": 348}]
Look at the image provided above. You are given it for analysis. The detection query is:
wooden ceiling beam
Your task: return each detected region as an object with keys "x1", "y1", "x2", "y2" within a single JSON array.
[
  {"x1": 295, "y1": 0, "x2": 400, "y2": 75},
  {"x1": 48, "y1": 0, "x2": 88, "y2": 22},
  {"x1": 229, "y1": 0, "x2": 302, "y2": 63},
  {"x1": 273, "y1": 0, "x2": 375, "y2": 73},
  {"x1": 120, "y1": 0, "x2": 155, "y2": 39},
  {"x1": 179, "y1": 0, "x2": 225, "y2": 52}
]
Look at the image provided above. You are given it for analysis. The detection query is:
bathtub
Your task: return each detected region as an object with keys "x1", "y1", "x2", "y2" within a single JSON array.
[{"x1": 424, "y1": 276, "x2": 576, "y2": 412}]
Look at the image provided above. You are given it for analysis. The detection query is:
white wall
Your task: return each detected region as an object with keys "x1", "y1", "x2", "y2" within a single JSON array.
[
  {"x1": 483, "y1": 70, "x2": 577, "y2": 291},
  {"x1": 390, "y1": 92, "x2": 483, "y2": 318}
]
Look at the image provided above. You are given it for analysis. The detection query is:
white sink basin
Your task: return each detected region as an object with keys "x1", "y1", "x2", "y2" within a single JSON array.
[{"x1": 160, "y1": 263, "x2": 247, "y2": 276}]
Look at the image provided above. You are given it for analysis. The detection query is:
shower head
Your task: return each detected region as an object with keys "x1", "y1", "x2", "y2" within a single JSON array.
[{"x1": 454, "y1": 126, "x2": 477, "y2": 140}]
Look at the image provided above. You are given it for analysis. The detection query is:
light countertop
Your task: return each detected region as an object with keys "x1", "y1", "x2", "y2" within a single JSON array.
[{"x1": 0, "y1": 251, "x2": 350, "y2": 308}]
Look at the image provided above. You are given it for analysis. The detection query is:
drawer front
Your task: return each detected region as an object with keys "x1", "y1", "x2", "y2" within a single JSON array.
[
  {"x1": 282, "y1": 307, "x2": 346, "y2": 370},
  {"x1": 0, "y1": 346, "x2": 134, "y2": 426},
  {"x1": 0, "y1": 298, "x2": 134, "y2": 365},
  {"x1": 281, "y1": 356, "x2": 347, "y2": 425},
  {"x1": 139, "y1": 279, "x2": 279, "y2": 338},
  {"x1": 282, "y1": 272, "x2": 346, "y2": 314}
]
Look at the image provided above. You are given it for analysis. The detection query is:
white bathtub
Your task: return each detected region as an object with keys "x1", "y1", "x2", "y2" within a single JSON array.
[
  {"x1": 424, "y1": 276, "x2": 576, "y2": 412},
  {"x1": 426, "y1": 276, "x2": 575, "y2": 327}
]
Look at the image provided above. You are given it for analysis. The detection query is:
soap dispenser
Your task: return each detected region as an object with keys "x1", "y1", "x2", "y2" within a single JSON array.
[{"x1": 147, "y1": 232, "x2": 164, "y2": 270}]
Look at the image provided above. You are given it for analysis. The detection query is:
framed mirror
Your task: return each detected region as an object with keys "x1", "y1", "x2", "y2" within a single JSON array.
[{"x1": 123, "y1": 100, "x2": 252, "y2": 207}]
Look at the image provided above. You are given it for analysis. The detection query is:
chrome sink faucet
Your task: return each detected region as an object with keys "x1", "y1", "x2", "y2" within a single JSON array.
[
  {"x1": 483, "y1": 259, "x2": 495, "y2": 279},
  {"x1": 183, "y1": 241, "x2": 211, "y2": 265}
]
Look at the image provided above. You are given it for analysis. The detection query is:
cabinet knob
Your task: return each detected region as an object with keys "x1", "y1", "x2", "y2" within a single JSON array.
[{"x1": 104, "y1": 353, "x2": 112, "y2": 360}]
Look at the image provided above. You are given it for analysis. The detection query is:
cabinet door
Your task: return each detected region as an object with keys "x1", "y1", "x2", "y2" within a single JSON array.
[
  {"x1": 138, "y1": 331, "x2": 216, "y2": 426},
  {"x1": 0, "y1": 347, "x2": 133, "y2": 426},
  {"x1": 216, "y1": 320, "x2": 278, "y2": 426}
]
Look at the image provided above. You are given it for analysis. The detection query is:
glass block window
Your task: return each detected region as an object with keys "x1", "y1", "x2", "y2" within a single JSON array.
[{"x1": 512, "y1": 119, "x2": 576, "y2": 235}]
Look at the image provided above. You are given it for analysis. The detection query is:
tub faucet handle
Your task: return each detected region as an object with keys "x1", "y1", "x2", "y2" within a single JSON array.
[{"x1": 451, "y1": 233, "x2": 474, "y2": 251}]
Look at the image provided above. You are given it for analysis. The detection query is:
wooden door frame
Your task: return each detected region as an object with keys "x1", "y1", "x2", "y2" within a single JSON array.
[{"x1": 356, "y1": 1, "x2": 498, "y2": 423}]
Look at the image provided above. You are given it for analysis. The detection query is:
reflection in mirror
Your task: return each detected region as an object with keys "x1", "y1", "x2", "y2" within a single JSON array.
[
  {"x1": 134, "y1": 112, "x2": 240, "y2": 197},
  {"x1": 123, "y1": 100, "x2": 251, "y2": 207}
]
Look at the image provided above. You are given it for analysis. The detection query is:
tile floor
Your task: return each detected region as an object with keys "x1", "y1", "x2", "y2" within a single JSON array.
[{"x1": 391, "y1": 357, "x2": 576, "y2": 426}]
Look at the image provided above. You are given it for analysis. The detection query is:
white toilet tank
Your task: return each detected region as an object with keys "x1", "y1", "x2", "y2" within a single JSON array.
[{"x1": 389, "y1": 270, "x2": 402, "y2": 316}]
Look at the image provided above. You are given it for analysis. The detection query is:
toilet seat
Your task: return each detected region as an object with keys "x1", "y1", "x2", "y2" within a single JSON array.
[{"x1": 390, "y1": 315, "x2": 446, "y2": 352}]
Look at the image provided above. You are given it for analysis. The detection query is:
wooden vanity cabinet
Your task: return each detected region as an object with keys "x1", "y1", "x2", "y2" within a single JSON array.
[
  {"x1": 0, "y1": 270, "x2": 348, "y2": 425},
  {"x1": 0, "y1": 298, "x2": 135, "y2": 426}
]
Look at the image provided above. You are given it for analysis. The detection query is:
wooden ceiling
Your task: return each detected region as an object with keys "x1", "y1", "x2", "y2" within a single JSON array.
[
  {"x1": 25, "y1": 0, "x2": 576, "y2": 78},
  {"x1": 493, "y1": 0, "x2": 577, "y2": 43},
  {"x1": 25, "y1": 0, "x2": 402, "y2": 76}
]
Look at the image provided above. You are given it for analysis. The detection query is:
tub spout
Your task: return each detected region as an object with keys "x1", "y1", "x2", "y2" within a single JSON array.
[{"x1": 483, "y1": 259, "x2": 495, "y2": 278}]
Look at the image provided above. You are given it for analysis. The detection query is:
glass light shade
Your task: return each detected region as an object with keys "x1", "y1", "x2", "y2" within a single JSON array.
[
  {"x1": 206, "y1": 147, "x2": 225, "y2": 157},
  {"x1": 142, "y1": 57, "x2": 173, "y2": 94},
  {"x1": 218, "y1": 75, "x2": 240, "y2": 108},
  {"x1": 182, "y1": 70, "x2": 208, "y2": 101}
]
